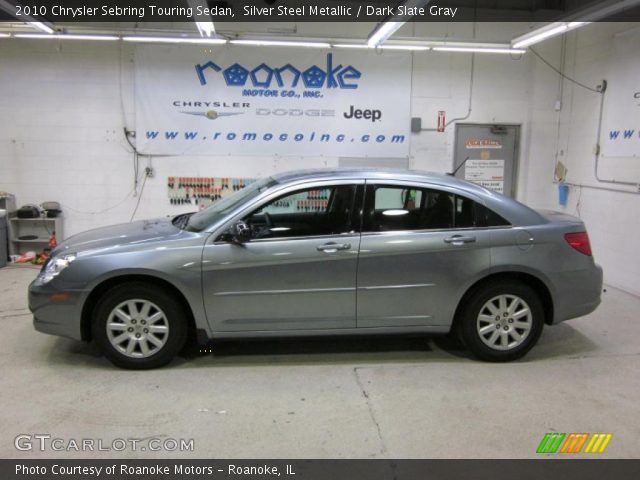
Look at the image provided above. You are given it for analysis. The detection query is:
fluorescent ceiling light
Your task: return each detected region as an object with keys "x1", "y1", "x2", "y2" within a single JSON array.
[
  {"x1": 14, "y1": 33, "x2": 119, "y2": 41},
  {"x1": 433, "y1": 46, "x2": 526, "y2": 54},
  {"x1": 0, "y1": 33, "x2": 10, "y2": 37},
  {"x1": 367, "y1": 21, "x2": 405, "y2": 47},
  {"x1": 332, "y1": 44, "x2": 370, "y2": 49},
  {"x1": 333, "y1": 44, "x2": 430, "y2": 51},
  {"x1": 512, "y1": 23, "x2": 568, "y2": 48},
  {"x1": 195, "y1": 22, "x2": 216, "y2": 37},
  {"x1": 187, "y1": 0, "x2": 215, "y2": 37},
  {"x1": 230, "y1": 40, "x2": 330, "y2": 48},
  {"x1": 27, "y1": 21, "x2": 53, "y2": 34},
  {"x1": 512, "y1": 0, "x2": 639, "y2": 48},
  {"x1": 122, "y1": 36, "x2": 226, "y2": 45},
  {"x1": 380, "y1": 45, "x2": 430, "y2": 51},
  {"x1": 511, "y1": 20, "x2": 594, "y2": 49}
]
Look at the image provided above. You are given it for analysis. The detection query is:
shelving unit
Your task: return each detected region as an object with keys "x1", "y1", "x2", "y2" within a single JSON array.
[{"x1": 8, "y1": 216, "x2": 63, "y2": 255}]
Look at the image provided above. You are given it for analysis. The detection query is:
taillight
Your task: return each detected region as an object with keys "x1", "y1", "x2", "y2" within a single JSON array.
[{"x1": 564, "y1": 232, "x2": 592, "y2": 256}]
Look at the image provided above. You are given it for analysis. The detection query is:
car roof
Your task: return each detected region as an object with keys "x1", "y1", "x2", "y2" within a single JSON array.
[{"x1": 272, "y1": 168, "x2": 490, "y2": 195}]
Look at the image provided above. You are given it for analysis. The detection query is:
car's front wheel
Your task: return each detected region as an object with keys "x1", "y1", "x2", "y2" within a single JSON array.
[
  {"x1": 458, "y1": 280, "x2": 544, "y2": 362},
  {"x1": 92, "y1": 282, "x2": 188, "y2": 369}
]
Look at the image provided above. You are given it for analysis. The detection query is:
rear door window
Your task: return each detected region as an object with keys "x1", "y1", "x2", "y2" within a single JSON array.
[
  {"x1": 364, "y1": 185, "x2": 510, "y2": 232},
  {"x1": 363, "y1": 185, "x2": 453, "y2": 232}
]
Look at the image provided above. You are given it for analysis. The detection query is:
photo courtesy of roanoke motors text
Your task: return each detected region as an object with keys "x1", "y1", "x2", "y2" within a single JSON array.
[{"x1": 1, "y1": 0, "x2": 639, "y2": 479}]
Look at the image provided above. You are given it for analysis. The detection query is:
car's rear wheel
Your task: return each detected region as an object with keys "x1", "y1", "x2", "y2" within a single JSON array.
[
  {"x1": 92, "y1": 283, "x2": 187, "y2": 369},
  {"x1": 458, "y1": 280, "x2": 544, "y2": 362}
]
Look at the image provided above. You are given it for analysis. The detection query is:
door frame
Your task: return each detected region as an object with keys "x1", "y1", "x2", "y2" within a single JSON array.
[{"x1": 453, "y1": 123, "x2": 521, "y2": 199}]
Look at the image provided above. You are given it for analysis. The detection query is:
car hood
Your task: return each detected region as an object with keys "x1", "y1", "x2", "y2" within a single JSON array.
[{"x1": 53, "y1": 218, "x2": 186, "y2": 257}]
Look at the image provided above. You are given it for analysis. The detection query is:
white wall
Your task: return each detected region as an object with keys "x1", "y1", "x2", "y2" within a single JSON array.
[
  {"x1": 520, "y1": 23, "x2": 640, "y2": 297},
  {"x1": 0, "y1": 22, "x2": 543, "y2": 232},
  {"x1": 2, "y1": 22, "x2": 636, "y2": 294}
]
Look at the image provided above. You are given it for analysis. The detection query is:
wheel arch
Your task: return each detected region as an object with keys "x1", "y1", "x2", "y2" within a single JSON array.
[
  {"x1": 80, "y1": 274, "x2": 197, "y2": 342},
  {"x1": 453, "y1": 271, "x2": 554, "y2": 328}
]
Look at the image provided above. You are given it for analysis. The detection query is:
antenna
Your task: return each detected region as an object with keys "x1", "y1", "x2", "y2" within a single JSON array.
[{"x1": 448, "y1": 157, "x2": 470, "y2": 176}]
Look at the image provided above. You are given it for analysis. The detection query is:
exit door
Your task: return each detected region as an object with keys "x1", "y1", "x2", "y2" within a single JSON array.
[{"x1": 453, "y1": 124, "x2": 520, "y2": 198}]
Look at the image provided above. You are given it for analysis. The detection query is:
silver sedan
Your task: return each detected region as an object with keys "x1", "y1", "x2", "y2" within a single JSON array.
[{"x1": 29, "y1": 169, "x2": 603, "y2": 369}]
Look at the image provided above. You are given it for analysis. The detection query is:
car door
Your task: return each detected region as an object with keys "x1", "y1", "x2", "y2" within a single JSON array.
[
  {"x1": 201, "y1": 180, "x2": 363, "y2": 332},
  {"x1": 356, "y1": 181, "x2": 494, "y2": 328}
]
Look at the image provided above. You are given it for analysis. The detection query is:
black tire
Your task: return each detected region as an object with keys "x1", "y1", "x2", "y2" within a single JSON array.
[
  {"x1": 458, "y1": 280, "x2": 544, "y2": 362},
  {"x1": 92, "y1": 282, "x2": 188, "y2": 369}
]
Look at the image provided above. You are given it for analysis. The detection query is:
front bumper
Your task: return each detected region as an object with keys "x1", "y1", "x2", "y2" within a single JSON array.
[
  {"x1": 550, "y1": 263, "x2": 604, "y2": 324},
  {"x1": 29, "y1": 280, "x2": 86, "y2": 341}
]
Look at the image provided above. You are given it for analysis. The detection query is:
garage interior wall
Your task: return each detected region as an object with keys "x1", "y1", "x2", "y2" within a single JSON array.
[
  {"x1": 522, "y1": 22, "x2": 640, "y2": 297},
  {"x1": 0, "y1": 22, "x2": 638, "y2": 295}
]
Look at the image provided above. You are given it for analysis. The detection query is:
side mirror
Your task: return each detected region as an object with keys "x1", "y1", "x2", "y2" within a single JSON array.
[{"x1": 231, "y1": 220, "x2": 251, "y2": 244}]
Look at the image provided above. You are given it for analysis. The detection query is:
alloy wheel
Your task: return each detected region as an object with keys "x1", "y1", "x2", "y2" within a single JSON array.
[
  {"x1": 106, "y1": 299, "x2": 170, "y2": 358},
  {"x1": 476, "y1": 294, "x2": 533, "y2": 351}
]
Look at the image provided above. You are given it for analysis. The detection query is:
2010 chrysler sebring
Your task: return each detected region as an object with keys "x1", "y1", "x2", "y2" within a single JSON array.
[{"x1": 29, "y1": 169, "x2": 603, "y2": 369}]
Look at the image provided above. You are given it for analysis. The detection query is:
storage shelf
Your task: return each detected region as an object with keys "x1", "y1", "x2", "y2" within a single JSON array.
[
  {"x1": 12, "y1": 238, "x2": 49, "y2": 243},
  {"x1": 8, "y1": 215, "x2": 63, "y2": 255},
  {"x1": 10, "y1": 217, "x2": 59, "y2": 222}
]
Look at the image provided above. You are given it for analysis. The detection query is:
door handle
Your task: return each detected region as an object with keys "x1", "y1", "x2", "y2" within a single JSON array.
[
  {"x1": 317, "y1": 242, "x2": 351, "y2": 253},
  {"x1": 444, "y1": 235, "x2": 476, "y2": 245}
]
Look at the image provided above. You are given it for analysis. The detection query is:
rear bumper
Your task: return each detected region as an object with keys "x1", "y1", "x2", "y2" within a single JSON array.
[
  {"x1": 550, "y1": 263, "x2": 603, "y2": 324},
  {"x1": 29, "y1": 280, "x2": 85, "y2": 341}
]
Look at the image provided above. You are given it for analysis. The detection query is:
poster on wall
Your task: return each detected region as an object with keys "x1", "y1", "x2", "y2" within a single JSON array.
[
  {"x1": 134, "y1": 45, "x2": 411, "y2": 157},
  {"x1": 464, "y1": 159, "x2": 505, "y2": 193},
  {"x1": 601, "y1": 28, "x2": 640, "y2": 158}
]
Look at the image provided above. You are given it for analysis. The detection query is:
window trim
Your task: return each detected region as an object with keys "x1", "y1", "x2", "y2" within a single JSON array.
[{"x1": 360, "y1": 224, "x2": 513, "y2": 238}]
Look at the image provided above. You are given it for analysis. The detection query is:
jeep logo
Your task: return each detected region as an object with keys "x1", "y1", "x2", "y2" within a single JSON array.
[{"x1": 343, "y1": 105, "x2": 382, "y2": 122}]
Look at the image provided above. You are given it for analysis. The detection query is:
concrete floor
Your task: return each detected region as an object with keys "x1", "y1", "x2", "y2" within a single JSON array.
[{"x1": 1, "y1": 265, "x2": 639, "y2": 459}]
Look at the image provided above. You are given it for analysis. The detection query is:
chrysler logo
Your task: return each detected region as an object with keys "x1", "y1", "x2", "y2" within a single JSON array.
[{"x1": 180, "y1": 110, "x2": 245, "y2": 120}]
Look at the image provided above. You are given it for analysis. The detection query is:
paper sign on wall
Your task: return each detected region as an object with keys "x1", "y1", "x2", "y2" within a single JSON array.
[
  {"x1": 134, "y1": 45, "x2": 411, "y2": 157},
  {"x1": 464, "y1": 159, "x2": 505, "y2": 193}
]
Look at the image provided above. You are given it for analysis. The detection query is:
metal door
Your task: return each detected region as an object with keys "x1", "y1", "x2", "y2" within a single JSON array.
[
  {"x1": 201, "y1": 181, "x2": 362, "y2": 332},
  {"x1": 453, "y1": 124, "x2": 520, "y2": 198},
  {"x1": 356, "y1": 182, "x2": 492, "y2": 328}
]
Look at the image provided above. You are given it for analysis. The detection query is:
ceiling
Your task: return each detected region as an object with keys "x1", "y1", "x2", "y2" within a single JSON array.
[{"x1": 0, "y1": 0, "x2": 638, "y2": 44}]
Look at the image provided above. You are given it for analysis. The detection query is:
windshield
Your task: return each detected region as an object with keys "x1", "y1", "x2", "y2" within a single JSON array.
[{"x1": 186, "y1": 177, "x2": 277, "y2": 232}]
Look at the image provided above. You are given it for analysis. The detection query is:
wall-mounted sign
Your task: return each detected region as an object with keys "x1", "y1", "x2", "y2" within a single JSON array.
[
  {"x1": 601, "y1": 28, "x2": 640, "y2": 158},
  {"x1": 464, "y1": 139, "x2": 503, "y2": 149},
  {"x1": 464, "y1": 159, "x2": 505, "y2": 193},
  {"x1": 134, "y1": 45, "x2": 411, "y2": 157}
]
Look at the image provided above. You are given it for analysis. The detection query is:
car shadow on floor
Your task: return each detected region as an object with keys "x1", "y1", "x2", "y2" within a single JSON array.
[
  {"x1": 44, "y1": 322, "x2": 600, "y2": 369},
  {"x1": 179, "y1": 334, "x2": 464, "y2": 368}
]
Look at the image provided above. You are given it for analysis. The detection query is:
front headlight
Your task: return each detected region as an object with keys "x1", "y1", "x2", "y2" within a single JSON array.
[{"x1": 34, "y1": 253, "x2": 77, "y2": 286}]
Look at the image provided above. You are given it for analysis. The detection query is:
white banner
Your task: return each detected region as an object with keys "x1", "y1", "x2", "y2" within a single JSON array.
[
  {"x1": 134, "y1": 45, "x2": 411, "y2": 157},
  {"x1": 601, "y1": 28, "x2": 640, "y2": 158}
]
